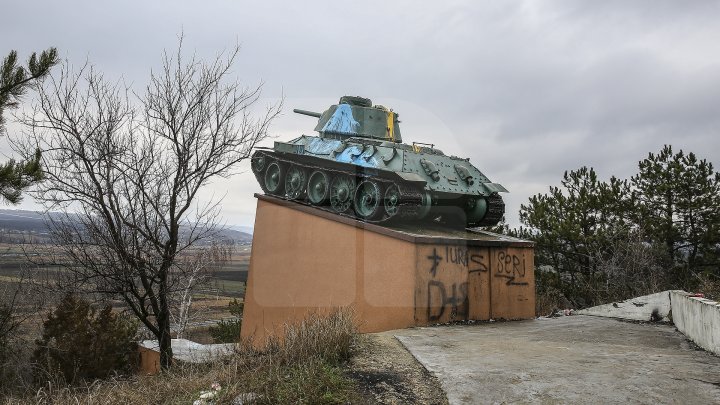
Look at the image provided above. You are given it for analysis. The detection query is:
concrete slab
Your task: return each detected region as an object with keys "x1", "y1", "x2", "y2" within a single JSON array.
[
  {"x1": 394, "y1": 316, "x2": 720, "y2": 404},
  {"x1": 576, "y1": 290, "x2": 674, "y2": 322}
]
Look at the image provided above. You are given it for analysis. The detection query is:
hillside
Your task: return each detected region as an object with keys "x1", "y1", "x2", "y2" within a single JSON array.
[{"x1": 0, "y1": 209, "x2": 253, "y2": 244}]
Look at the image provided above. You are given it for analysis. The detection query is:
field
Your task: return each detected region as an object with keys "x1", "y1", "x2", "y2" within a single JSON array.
[
  {"x1": 203, "y1": 244, "x2": 252, "y2": 298},
  {"x1": 0, "y1": 242, "x2": 252, "y2": 342},
  {"x1": 0, "y1": 243, "x2": 250, "y2": 292}
]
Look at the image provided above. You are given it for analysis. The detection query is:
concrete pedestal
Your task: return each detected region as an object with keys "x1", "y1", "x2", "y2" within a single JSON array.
[{"x1": 240, "y1": 195, "x2": 535, "y2": 344}]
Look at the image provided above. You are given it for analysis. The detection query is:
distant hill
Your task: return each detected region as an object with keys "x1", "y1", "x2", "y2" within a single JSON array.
[
  {"x1": 228, "y1": 225, "x2": 254, "y2": 235},
  {"x1": 0, "y1": 209, "x2": 252, "y2": 244},
  {"x1": 213, "y1": 228, "x2": 253, "y2": 244},
  {"x1": 0, "y1": 210, "x2": 55, "y2": 235}
]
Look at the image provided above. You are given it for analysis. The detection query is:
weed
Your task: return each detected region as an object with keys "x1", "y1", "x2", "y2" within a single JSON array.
[{"x1": 2, "y1": 307, "x2": 361, "y2": 405}]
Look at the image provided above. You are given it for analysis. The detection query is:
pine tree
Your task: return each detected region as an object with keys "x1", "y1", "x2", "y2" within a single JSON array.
[
  {"x1": 0, "y1": 48, "x2": 58, "y2": 203},
  {"x1": 33, "y1": 294, "x2": 138, "y2": 383},
  {"x1": 520, "y1": 145, "x2": 720, "y2": 305},
  {"x1": 519, "y1": 167, "x2": 632, "y2": 306},
  {"x1": 631, "y1": 145, "x2": 720, "y2": 285}
]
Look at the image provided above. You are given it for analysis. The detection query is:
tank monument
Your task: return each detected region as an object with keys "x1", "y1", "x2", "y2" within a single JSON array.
[{"x1": 240, "y1": 96, "x2": 535, "y2": 344}]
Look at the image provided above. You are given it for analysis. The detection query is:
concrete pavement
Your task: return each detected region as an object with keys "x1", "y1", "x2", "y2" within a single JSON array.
[{"x1": 393, "y1": 315, "x2": 720, "y2": 404}]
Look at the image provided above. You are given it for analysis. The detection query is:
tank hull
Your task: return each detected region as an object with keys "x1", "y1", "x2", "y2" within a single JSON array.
[{"x1": 251, "y1": 134, "x2": 505, "y2": 227}]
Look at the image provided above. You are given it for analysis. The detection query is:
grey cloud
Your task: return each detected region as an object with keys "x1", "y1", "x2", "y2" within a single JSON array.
[{"x1": 2, "y1": 0, "x2": 719, "y2": 227}]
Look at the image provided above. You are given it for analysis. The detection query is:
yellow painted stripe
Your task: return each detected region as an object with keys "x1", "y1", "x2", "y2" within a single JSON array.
[{"x1": 386, "y1": 111, "x2": 395, "y2": 142}]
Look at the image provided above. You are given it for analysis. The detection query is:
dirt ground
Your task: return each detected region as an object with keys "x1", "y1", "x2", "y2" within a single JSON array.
[{"x1": 349, "y1": 332, "x2": 449, "y2": 405}]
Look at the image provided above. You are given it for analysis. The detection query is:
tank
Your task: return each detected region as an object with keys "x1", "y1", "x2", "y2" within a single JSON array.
[{"x1": 251, "y1": 96, "x2": 507, "y2": 227}]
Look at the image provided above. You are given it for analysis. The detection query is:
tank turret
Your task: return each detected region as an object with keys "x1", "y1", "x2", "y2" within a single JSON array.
[
  {"x1": 251, "y1": 96, "x2": 506, "y2": 227},
  {"x1": 295, "y1": 96, "x2": 403, "y2": 143}
]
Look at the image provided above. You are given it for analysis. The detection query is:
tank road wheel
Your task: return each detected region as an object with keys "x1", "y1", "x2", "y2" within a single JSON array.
[
  {"x1": 251, "y1": 153, "x2": 267, "y2": 174},
  {"x1": 384, "y1": 185, "x2": 401, "y2": 219},
  {"x1": 307, "y1": 170, "x2": 330, "y2": 205},
  {"x1": 285, "y1": 165, "x2": 307, "y2": 200},
  {"x1": 354, "y1": 180, "x2": 383, "y2": 220},
  {"x1": 330, "y1": 175, "x2": 355, "y2": 213},
  {"x1": 264, "y1": 161, "x2": 285, "y2": 196}
]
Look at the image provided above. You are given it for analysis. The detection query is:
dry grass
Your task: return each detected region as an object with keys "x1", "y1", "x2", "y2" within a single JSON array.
[
  {"x1": 2, "y1": 308, "x2": 362, "y2": 405},
  {"x1": 265, "y1": 309, "x2": 355, "y2": 366},
  {"x1": 697, "y1": 273, "x2": 720, "y2": 301}
]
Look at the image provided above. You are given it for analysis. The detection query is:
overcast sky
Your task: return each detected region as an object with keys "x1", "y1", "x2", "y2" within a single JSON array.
[{"x1": 3, "y1": 0, "x2": 720, "y2": 228}]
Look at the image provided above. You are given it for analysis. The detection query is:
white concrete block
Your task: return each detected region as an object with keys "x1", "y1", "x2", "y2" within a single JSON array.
[
  {"x1": 576, "y1": 291, "x2": 674, "y2": 322},
  {"x1": 139, "y1": 338, "x2": 236, "y2": 363},
  {"x1": 670, "y1": 291, "x2": 720, "y2": 356}
]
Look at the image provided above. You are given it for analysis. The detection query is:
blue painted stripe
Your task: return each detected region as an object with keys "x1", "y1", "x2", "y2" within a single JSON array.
[
  {"x1": 335, "y1": 145, "x2": 379, "y2": 168},
  {"x1": 321, "y1": 104, "x2": 359, "y2": 134}
]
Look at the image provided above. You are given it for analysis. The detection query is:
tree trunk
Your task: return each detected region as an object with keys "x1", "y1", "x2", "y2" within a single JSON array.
[
  {"x1": 157, "y1": 310, "x2": 173, "y2": 370},
  {"x1": 158, "y1": 275, "x2": 173, "y2": 370}
]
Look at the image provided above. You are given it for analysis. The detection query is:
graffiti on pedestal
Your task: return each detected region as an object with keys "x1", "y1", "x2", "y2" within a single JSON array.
[
  {"x1": 426, "y1": 246, "x2": 488, "y2": 276},
  {"x1": 427, "y1": 280, "x2": 468, "y2": 322},
  {"x1": 420, "y1": 246, "x2": 530, "y2": 323},
  {"x1": 427, "y1": 247, "x2": 443, "y2": 277},
  {"x1": 493, "y1": 250, "x2": 529, "y2": 286},
  {"x1": 424, "y1": 246, "x2": 488, "y2": 322}
]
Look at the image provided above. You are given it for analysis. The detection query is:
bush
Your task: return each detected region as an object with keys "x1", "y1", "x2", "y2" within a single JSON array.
[
  {"x1": 209, "y1": 318, "x2": 242, "y2": 343},
  {"x1": 32, "y1": 294, "x2": 138, "y2": 384},
  {"x1": 10, "y1": 308, "x2": 361, "y2": 404},
  {"x1": 209, "y1": 298, "x2": 243, "y2": 343}
]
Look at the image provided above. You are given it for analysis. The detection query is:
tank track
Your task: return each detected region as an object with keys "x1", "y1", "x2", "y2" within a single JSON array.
[
  {"x1": 251, "y1": 150, "x2": 503, "y2": 227},
  {"x1": 252, "y1": 150, "x2": 422, "y2": 224}
]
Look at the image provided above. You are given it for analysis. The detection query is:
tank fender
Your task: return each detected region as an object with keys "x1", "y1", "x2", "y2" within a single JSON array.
[
  {"x1": 484, "y1": 183, "x2": 509, "y2": 193},
  {"x1": 382, "y1": 147, "x2": 398, "y2": 164},
  {"x1": 362, "y1": 144, "x2": 377, "y2": 161},
  {"x1": 274, "y1": 141, "x2": 305, "y2": 154},
  {"x1": 395, "y1": 172, "x2": 427, "y2": 184}
]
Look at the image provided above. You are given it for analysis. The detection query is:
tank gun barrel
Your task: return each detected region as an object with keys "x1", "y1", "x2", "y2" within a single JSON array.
[{"x1": 293, "y1": 109, "x2": 322, "y2": 118}]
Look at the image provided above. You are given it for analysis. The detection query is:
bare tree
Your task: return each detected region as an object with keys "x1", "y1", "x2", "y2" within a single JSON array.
[
  {"x1": 16, "y1": 41, "x2": 280, "y2": 369},
  {"x1": 589, "y1": 226, "x2": 666, "y2": 303},
  {"x1": 169, "y1": 243, "x2": 232, "y2": 339}
]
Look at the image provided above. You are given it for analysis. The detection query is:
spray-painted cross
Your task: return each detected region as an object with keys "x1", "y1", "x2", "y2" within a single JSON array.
[{"x1": 427, "y1": 247, "x2": 443, "y2": 277}]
